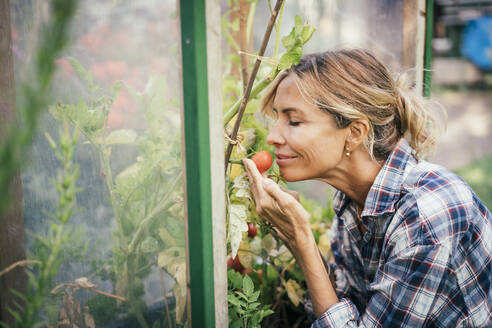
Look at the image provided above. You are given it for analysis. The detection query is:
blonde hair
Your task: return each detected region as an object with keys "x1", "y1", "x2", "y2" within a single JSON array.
[{"x1": 262, "y1": 49, "x2": 446, "y2": 161}]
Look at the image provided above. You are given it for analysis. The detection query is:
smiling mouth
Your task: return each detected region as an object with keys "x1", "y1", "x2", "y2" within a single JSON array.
[{"x1": 275, "y1": 154, "x2": 297, "y2": 166}]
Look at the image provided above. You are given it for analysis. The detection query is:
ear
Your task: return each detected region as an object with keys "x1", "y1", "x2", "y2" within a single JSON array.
[{"x1": 346, "y1": 119, "x2": 370, "y2": 149}]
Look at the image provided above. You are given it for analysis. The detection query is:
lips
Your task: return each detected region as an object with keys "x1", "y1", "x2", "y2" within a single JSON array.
[
  {"x1": 275, "y1": 153, "x2": 297, "y2": 166},
  {"x1": 276, "y1": 154, "x2": 296, "y2": 159}
]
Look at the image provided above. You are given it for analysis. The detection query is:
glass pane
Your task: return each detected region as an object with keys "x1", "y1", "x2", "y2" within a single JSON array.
[
  {"x1": 255, "y1": 0, "x2": 407, "y2": 72},
  {"x1": 11, "y1": 1, "x2": 187, "y2": 327}
]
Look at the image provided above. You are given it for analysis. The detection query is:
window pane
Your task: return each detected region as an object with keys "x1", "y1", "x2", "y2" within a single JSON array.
[{"x1": 11, "y1": 1, "x2": 187, "y2": 326}]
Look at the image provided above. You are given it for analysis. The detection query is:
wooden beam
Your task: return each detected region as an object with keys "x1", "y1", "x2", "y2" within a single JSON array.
[
  {"x1": 403, "y1": 0, "x2": 426, "y2": 92},
  {"x1": 205, "y1": 0, "x2": 227, "y2": 326},
  {"x1": 0, "y1": 0, "x2": 27, "y2": 325}
]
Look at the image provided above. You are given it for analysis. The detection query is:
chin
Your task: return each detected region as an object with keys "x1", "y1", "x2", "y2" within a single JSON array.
[{"x1": 279, "y1": 169, "x2": 306, "y2": 182}]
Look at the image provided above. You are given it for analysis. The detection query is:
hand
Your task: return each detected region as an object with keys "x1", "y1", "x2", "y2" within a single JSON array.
[{"x1": 242, "y1": 158, "x2": 313, "y2": 255}]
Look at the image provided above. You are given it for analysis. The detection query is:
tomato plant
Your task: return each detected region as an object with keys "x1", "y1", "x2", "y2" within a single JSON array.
[{"x1": 223, "y1": 3, "x2": 335, "y2": 327}]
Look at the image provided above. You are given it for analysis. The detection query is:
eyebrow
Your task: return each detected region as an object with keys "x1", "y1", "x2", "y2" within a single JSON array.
[{"x1": 272, "y1": 107, "x2": 300, "y2": 114}]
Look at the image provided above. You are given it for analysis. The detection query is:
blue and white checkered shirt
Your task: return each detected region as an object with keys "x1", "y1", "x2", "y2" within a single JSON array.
[{"x1": 310, "y1": 139, "x2": 492, "y2": 327}]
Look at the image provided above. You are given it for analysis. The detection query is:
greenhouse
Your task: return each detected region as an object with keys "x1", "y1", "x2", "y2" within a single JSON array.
[{"x1": 1, "y1": 0, "x2": 491, "y2": 327}]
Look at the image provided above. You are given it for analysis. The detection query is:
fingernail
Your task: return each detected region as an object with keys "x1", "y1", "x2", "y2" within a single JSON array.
[{"x1": 263, "y1": 179, "x2": 272, "y2": 186}]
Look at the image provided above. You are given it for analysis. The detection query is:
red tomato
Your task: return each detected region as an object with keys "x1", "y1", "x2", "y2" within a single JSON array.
[
  {"x1": 241, "y1": 268, "x2": 253, "y2": 275},
  {"x1": 247, "y1": 222, "x2": 257, "y2": 238},
  {"x1": 251, "y1": 151, "x2": 273, "y2": 173},
  {"x1": 227, "y1": 255, "x2": 244, "y2": 273}
]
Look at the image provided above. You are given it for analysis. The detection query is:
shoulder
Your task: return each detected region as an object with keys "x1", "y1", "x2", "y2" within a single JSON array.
[{"x1": 388, "y1": 160, "x2": 490, "y2": 250}]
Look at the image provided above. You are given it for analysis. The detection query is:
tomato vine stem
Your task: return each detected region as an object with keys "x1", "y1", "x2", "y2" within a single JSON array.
[{"x1": 224, "y1": 0, "x2": 285, "y2": 173}]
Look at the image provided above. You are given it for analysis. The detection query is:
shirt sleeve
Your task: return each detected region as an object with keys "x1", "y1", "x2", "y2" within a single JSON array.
[{"x1": 311, "y1": 243, "x2": 453, "y2": 328}]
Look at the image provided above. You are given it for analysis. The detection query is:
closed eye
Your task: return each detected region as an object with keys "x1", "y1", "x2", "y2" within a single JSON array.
[{"x1": 289, "y1": 121, "x2": 301, "y2": 126}]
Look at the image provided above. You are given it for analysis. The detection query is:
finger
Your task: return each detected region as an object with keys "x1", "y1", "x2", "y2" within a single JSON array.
[
  {"x1": 279, "y1": 186, "x2": 299, "y2": 201},
  {"x1": 242, "y1": 158, "x2": 268, "y2": 200},
  {"x1": 262, "y1": 178, "x2": 297, "y2": 208},
  {"x1": 272, "y1": 227, "x2": 288, "y2": 243}
]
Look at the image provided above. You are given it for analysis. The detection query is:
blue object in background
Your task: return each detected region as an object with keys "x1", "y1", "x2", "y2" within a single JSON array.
[{"x1": 462, "y1": 15, "x2": 492, "y2": 71}]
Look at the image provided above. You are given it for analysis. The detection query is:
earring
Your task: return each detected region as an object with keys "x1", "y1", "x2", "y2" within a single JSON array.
[{"x1": 345, "y1": 146, "x2": 350, "y2": 157}]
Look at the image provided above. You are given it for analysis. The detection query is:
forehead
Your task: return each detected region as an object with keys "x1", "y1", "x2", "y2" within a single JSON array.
[
  {"x1": 273, "y1": 75, "x2": 302, "y2": 107},
  {"x1": 273, "y1": 74, "x2": 321, "y2": 116}
]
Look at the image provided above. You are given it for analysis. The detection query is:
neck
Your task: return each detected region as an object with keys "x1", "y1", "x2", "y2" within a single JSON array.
[{"x1": 318, "y1": 148, "x2": 382, "y2": 210}]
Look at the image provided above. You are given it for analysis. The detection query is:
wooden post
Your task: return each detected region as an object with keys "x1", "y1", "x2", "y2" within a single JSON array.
[
  {"x1": 0, "y1": 0, "x2": 27, "y2": 325},
  {"x1": 403, "y1": 0, "x2": 427, "y2": 93},
  {"x1": 205, "y1": 0, "x2": 227, "y2": 326}
]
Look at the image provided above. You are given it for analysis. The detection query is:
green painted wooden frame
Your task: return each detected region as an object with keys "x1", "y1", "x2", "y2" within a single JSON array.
[
  {"x1": 179, "y1": 0, "x2": 216, "y2": 327},
  {"x1": 423, "y1": 0, "x2": 434, "y2": 98}
]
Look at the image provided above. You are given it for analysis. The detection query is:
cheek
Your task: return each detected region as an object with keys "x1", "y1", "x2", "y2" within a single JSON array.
[{"x1": 296, "y1": 132, "x2": 343, "y2": 163}]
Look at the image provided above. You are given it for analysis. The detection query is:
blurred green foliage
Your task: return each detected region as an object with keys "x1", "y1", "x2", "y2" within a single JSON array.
[
  {"x1": 0, "y1": 0, "x2": 78, "y2": 212},
  {"x1": 455, "y1": 155, "x2": 492, "y2": 211}
]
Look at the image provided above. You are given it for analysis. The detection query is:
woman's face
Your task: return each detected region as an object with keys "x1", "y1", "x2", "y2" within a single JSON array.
[{"x1": 267, "y1": 74, "x2": 349, "y2": 182}]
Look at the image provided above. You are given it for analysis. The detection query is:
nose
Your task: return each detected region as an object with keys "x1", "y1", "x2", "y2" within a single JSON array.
[{"x1": 266, "y1": 121, "x2": 285, "y2": 146}]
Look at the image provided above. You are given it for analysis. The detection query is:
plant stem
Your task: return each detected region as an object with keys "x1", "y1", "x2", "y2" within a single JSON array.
[
  {"x1": 159, "y1": 268, "x2": 174, "y2": 328},
  {"x1": 224, "y1": 0, "x2": 285, "y2": 174},
  {"x1": 223, "y1": 68, "x2": 280, "y2": 127},
  {"x1": 100, "y1": 144, "x2": 128, "y2": 247},
  {"x1": 223, "y1": 27, "x2": 241, "y2": 52},
  {"x1": 127, "y1": 256, "x2": 150, "y2": 328},
  {"x1": 239, "y1": 0, "x2": 251, "y2": 91},
  {"x1": 0, "y1": 260, "x2": 40, "y2": 278},
  {"x1": 127, "y1": 172, "x2": 183, "y2": 253},
  {"x1": 274, "y1": 1, "x2": 285, "y2": 58},
  {"x1": 246, "y1": 1, "x2": 257, "y2": 46}
]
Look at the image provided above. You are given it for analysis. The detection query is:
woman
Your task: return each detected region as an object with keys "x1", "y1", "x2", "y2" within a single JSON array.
[{"x1": 243, "y1": 49, "x2": 492, "y2": 327}]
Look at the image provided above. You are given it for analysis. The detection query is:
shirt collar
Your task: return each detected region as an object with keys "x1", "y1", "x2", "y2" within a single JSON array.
[{"x1": 332, "y1": 138, "x2": 416, "y2": 218}]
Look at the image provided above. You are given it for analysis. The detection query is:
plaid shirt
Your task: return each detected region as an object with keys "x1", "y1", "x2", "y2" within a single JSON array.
[{"x1": 310, "y1": 139, "x2": 492, "y2": 327}]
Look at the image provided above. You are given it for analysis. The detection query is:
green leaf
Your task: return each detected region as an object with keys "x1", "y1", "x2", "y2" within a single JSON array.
[
  {"x1": 266, "y1": 264, "x2": 279, "y2": 281},
  {"x1": 250, "y1": 290, "x2": 260, "y2": 302},
  {"x1": 260, "y1": 309, "x2": 274, "y2": 319},
  {"x1": 242, "y1": 274, "x2": 254, "y2": 297},
  {"x1": 140, "y1": 236, "x2": 159, "y2": 253},
  {"x1": 110, "y1": 80, "x2": 123, "y2": 96},
  {"x1": 294, "y1": 15, "x2": 303, "y2": 36},
  {"x1": 261, "y1": 233, "x2": 277, "y2": 252},
  {"x1": 302, "y1": 25, "x2": 316, "y2": 44},
  {"x1": 68, "y1": 56, "x2": 88, "y2": 81},
  {"x1": 231, "y1": 320, "x2": 242, "y2": 328},
  {"x1": 228, "y1": 203, "x2": 248, "y2": 258},
  {"x1": 281, "y1": 31, "x2": 296, "y2": 49},
  {"x1": 9, "y1": 288, "x2": 28, "y2": 303},
  {"x1": 104, "y1": 129, "x2": 138, "y2": 145},
  {"x1": 7, "y1": 308, "x2": 22, "y2": 323},
  {"x1": 279, "y1": 46, "x2": 303, "y2": 70},
  {"x1": 283, "y1": 278, "x2": 305, "y2": 307},
  {"x1": 228, "y1": 269, "x2": 243, "y2": 290},
  {"x1": 228, "y1": 293, "x2": 242, "y2": 307},
  {"x1": 235, "y1": 291, "x2": 248, "y2": 301},
  {"x1": 251, "y1": 312, "x2": 262, "y2": 325}
]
